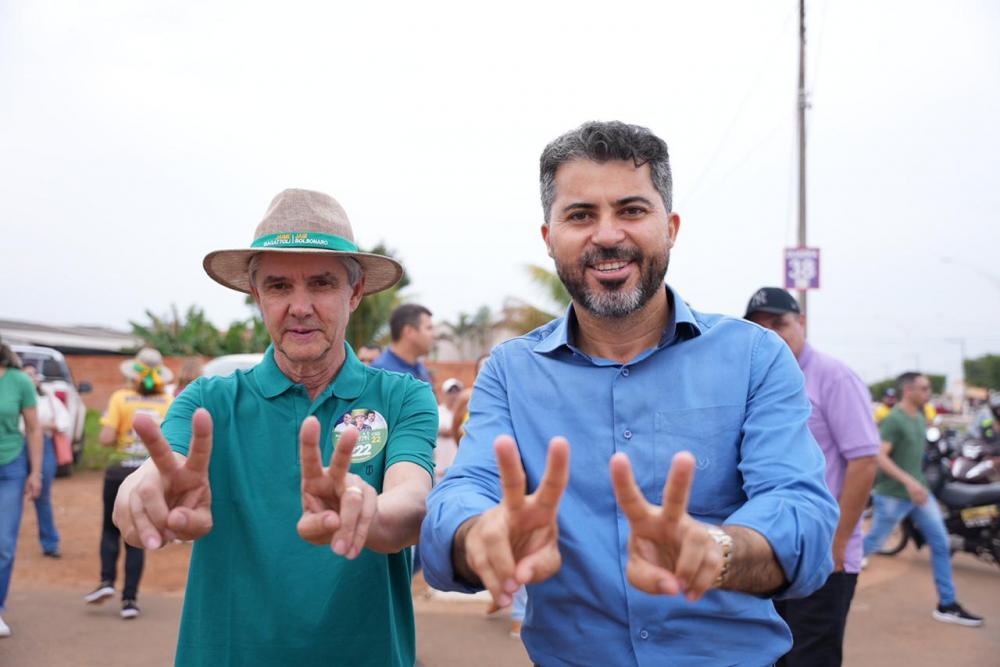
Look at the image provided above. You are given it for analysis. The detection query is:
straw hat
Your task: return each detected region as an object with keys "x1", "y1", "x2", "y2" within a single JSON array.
[
  {"x1": 203, "y1": 189, "x2": 403, "y2": 295},
  {"x1": 121, "y1": 347, "x2": 174, "y2": 386}
]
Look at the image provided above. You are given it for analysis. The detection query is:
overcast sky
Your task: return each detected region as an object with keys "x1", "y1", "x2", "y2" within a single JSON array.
[{"x1": 2, "y1": 0, "x2": 998, "y2": 384}]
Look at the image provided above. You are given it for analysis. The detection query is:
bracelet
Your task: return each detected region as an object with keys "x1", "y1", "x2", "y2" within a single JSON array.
[{"x1": 706, "y1": 526, "x2": 733, "y2": 588}]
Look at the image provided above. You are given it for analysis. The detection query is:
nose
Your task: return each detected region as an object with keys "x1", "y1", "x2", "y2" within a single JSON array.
[
  {"x1": 591, "y1": 211, "x2": 626, "y2": 247},
  {"x1": 287, "y1": 285, "x2": 315, "y2": 319}
]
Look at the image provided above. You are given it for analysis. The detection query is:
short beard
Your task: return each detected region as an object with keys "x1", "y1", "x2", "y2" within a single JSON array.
[{"x1": 556, "y1": 246, "x2": 669, "y2": 319}]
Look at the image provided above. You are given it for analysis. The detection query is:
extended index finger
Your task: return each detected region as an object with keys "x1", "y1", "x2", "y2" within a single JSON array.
[
  {"x1": 495, "y1": 435, "x2": 526, "y2": 511},
  {"x1": 183, "y1": 408, "x2": 213, "y2": 474},
  {"x1": 299, "y1": 416, "x2": 325, "y2": 480},
  {"x1": 134, "y1": 414, "x2": 179, "y2": 476},
  {"x1": 661, "y1": 451, "x2": 695, "y2": 525}
]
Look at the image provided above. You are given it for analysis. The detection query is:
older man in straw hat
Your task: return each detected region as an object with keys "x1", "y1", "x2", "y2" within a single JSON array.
[{"x1": 113, "y1": 189, "x2": 438, "y2": 666}]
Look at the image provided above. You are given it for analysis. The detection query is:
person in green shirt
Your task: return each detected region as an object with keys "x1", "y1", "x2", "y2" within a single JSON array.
[
  {"x1": 112, "y1": 189, "x2": 438, "y2": 666},
  {"x1": 0, "y1": 340, "x2": 43, "y2": 638},
  {"x1": 863, "y1": 371, "x2": 982, "y2": 627}
]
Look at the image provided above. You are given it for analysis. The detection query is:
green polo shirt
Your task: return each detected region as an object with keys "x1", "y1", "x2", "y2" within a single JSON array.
[
  {"x1": 162, "y1": 344, "x2": 437, "y2": 667},
  {"x1": 0, "y1": 368, "x2": 36, "y2": 466},
  {"x1": 873, "y1": 405, "x2": 928, "y2": 499}
]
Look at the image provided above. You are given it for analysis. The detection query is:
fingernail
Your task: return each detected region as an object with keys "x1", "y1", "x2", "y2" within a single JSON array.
[
  {"x1": 333, "y1": 539, "x2": 346, "y2": 554},
  {"x1": 498, "y1": 594, "x2": 511, "y2": 607},
  {"x1": 504, "y1": 579, "x2": 518, "y2": 593},
  {"x1": 145, "y1": 536, "x2": 161, "y2": 550}
]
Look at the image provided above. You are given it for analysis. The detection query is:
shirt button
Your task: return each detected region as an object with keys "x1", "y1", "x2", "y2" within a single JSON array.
[
  {"x1": 622, "y1": 367, "x2": 630, "y2": 377},
  {"x1": 623, "y1": 429, "x2": 632, "y2": 439},
  {"x1": 639, "y1": 629, "x2": 649, "y2": 640}
]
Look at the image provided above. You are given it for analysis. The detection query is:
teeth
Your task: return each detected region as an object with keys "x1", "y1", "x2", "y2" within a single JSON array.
[{"x1": 595, "y1": 261, "x2": 628, "y2": 272}]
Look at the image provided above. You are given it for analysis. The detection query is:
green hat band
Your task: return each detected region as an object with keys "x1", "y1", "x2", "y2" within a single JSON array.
[{"x1": 251, "y1": 232, "x2": 358, "y2": 252}]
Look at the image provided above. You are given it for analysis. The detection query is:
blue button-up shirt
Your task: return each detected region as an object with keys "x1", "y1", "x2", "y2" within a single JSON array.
[
  {"x1": 371, "y1": 348, "x2": 432, "y2": 384},
  {"x1": 421, "y1": 286, "x2": 838, "y2": 667}
]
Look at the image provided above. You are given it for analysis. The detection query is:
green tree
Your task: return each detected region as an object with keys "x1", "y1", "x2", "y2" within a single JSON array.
[
  {"x1": 964, "y1": 354, "x2": 1000, "y2": 390},
  {"x1": 130, "y1": 304, "x2": 224, "y2": 356},
  {"x1": 498, "y1": 264, "x2": 569, "y2": 335},
  {"x1": 442, "y1": 306, "x2": 495, "y2": 359},
  {"x1": 345, "y1": 242, "x2": 410, "y2": 350}
]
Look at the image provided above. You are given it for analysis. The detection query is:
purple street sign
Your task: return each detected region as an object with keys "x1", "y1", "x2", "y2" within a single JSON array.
[{"x1": 784, "y1": 247, "x2": 821, "y2": 290}]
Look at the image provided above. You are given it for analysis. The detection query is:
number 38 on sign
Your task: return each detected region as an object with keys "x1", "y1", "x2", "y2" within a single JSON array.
[{"x1": 784, "y1": 247, "x2": 820, "y2": 291}]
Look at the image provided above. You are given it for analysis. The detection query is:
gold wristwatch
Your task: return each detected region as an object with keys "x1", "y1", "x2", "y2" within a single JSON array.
[{"x1": 706, "y1": 526, "x2": 733, "y2": 588}]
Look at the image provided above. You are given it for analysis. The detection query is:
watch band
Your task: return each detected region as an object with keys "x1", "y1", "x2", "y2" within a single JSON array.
[{"x1": 706, "y1": 526, "x2": 733, "y2": 588}]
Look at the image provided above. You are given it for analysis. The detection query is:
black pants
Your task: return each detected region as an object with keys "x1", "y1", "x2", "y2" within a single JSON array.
[
  {"x1": 774, "y1": 571, "x2": 858, "y2": 667},
  {"x1": 100, "y1": 471, "x2": 144, "y2": 600}
]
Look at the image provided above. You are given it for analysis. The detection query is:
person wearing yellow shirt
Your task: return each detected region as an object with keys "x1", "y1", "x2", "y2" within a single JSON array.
[
  {"x1": 875, "y1": 388, "x2": 936, "y2": 424},
  {"x1": 83, "y1": 348, "x2": 174, "y2": 620}
]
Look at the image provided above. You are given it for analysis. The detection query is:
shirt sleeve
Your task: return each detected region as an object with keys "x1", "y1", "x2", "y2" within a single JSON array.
[
  {"x1": 878, "y1": 413, "x2": 900, "y2": 445},
  {"x1": 823, "y1": 374, "x2": 881, "y2": 460},
  {"x1": 420, "y1": 351, "x2": 509, "y2": 593},
  {"x1": 19, "y1": 373, "x2": 37, "y2": 410},
  {"x1": 724, "y1": 330, "x2": 840, "y2": 600},
  {"x1": 383, "y1": 377, "x2": 438, "y2": 480},
  {"x1": 100, "y1": 391, "x2": 123, "y2": 430},
  {"x1": 161, "y1": 380, "x2": 204, "y2": 455}
]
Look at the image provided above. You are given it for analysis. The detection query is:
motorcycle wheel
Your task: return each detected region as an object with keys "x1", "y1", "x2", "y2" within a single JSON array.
[{"x1": 876, "y1": 523, "x2": 909, "y2": 556}]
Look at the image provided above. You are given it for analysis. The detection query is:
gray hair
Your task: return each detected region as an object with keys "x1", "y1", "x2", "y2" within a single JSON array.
[
  {"x1": 539, "y1": 120, "x2": 673, "y2": 223},
  {"x1": 248, "y1": 253, "x2": 363, "y2": 290}
]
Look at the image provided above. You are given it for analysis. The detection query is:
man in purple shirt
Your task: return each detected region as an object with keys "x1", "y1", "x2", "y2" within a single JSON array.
[{"x1": 745, "y1": 287, "x2": 878, "y2": 667}]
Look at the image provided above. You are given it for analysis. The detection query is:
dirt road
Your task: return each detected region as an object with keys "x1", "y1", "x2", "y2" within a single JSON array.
[{"x1": 1, "y1": 471, "x2": 997, "y2": 666}]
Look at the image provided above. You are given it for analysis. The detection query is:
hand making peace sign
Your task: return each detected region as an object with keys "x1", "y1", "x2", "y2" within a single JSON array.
[
  {"x1": 296, "y1": 417, "x2": 378, "y2": 560},
  {"x1": 114, "y1": 408, "x2": 214, "y2": 549},
  {"x1": 610, "y1": 450, "x2": 725, "y2": 601},
  {"x1": 456, "y1": 435, "x2": 570, "y2": 607}
]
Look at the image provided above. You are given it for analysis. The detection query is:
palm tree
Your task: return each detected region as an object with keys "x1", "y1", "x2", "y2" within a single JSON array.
[
  {"x1": 442, "y1": 306, "x2": 495, "y2": 359},
  {"x1": 345, "y1": 242, "x2": 410, "y2": 350},
  {"x1": 497, "y1": 264, "x2": 569, "y2": 335}
]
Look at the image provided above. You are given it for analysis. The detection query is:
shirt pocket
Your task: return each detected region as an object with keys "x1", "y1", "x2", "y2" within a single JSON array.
[{"x1": 654, "y1": 406, "x2": 745, "y2": 515}]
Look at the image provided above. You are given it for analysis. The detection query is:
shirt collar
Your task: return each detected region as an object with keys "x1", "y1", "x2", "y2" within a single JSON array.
[
  {"x1": 255, "y1": 343, "x2": 366, "y2": 400},
  {"x1": 533, "y1": 284, "x2": 702, "y2": 356}
]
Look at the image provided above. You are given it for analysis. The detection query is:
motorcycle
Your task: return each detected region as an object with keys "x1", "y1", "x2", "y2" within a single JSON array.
[{"x1": 872, "y1": 426, "x2": 1000, "y2": 570}]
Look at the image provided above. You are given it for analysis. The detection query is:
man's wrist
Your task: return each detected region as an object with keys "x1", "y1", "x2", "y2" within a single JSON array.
[
  {"x1": 706, "y1": 526, "x2": 733, "y2": 588},
  {"x1": 451, "y1": 515, "x2": 483, "y2": 588}
]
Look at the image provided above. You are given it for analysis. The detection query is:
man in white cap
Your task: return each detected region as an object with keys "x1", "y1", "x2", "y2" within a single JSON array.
[{"x1": 113, "y1": 189, "x2": 438, "y2": 666}]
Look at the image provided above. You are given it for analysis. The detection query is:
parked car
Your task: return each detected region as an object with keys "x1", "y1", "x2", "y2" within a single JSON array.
[
  {"x1": 201, "y1": 353, "x2": 265, "y2": 378},
  {"x1": 11, "y1": 344, "x2": 91, "y2": 473}
]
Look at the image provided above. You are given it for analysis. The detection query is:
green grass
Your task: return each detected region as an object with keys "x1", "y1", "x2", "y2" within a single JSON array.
[{"x1": 80, "y1": 408, "x2": 118, "y2": 470}]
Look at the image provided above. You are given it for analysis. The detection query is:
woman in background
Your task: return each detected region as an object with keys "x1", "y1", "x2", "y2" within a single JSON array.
[
  {"x1": 83, "y1": 348, "x2": 173, "y2": 621},
  {"x1": 23, "y1": 365, "x2": 69, "y2": 558},
  {"x1": 0, "y1": 340, "x2": 42, "y2": 638}
]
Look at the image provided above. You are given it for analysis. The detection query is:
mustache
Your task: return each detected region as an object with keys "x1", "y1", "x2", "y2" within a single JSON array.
[{"x1": 579, "y1": 246, "x2": 643, "y2": 266}]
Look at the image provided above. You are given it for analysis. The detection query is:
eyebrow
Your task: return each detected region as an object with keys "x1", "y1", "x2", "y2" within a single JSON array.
[
  {"x1": 560, "y1": 196, "x2": 657, "y2": 215},
  {"x1": 261, "y1": 272, "x2": 340, "y2": 286}
]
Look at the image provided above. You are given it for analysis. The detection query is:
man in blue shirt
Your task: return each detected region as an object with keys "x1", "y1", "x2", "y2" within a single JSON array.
[
  {"x1": 420, "y1": 121, "x2": 839, "y2": 666},
  {"x1": 371, "y1": 304, "x2": 435, "y2": 384}
]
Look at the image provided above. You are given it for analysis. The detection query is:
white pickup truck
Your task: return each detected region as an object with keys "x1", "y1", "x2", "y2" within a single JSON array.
[{"x1": 12, "y1": 344, "x2": 91, "y2": 474}]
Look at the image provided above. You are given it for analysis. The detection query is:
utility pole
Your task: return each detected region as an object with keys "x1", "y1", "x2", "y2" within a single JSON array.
[{"x1": 797, "y1": 0, "x2": 808, "y2": 326}]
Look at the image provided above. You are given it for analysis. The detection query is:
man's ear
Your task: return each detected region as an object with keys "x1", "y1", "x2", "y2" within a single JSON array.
[
  {"x1": 666, "y1": 212, "x2": 681, "y2": 248},
  {"x1": 541, "y1": 222, "x2": 553, "y2": 258},
  {"x1": 349, "y1": 275, "x2": 365, "y2": 312}
]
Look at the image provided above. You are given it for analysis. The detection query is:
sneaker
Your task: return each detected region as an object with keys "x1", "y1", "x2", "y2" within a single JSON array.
[
  {"x1": 933, "y1": 602, "x2": 984, "y2": 627},
  {"x1": 84, "y1": 582, "x2": 115, "y2": 604},
  {"x1": 43, "y1": 550, "x2": 61, "y2": 559},
  {"x1": 121, "y1": 600, "x2": 140, "y2": 620},
  {"x1": 0, "y1": 615, "x2": 10, "y2": 638}
]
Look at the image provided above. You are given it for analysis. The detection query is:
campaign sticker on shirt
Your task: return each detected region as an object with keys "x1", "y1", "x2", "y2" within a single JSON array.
[{"x1": 333, "y1": 408, "x2": 388, "y2": 463}]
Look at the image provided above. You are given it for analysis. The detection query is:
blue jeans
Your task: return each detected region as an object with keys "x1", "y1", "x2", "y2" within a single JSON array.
[
  {"x1": 33, "y1": 436, "x2": 60, "y2": 554},
  {"x1": 0, "y1": 447, "x2": 28, "y2": 612},
  {"x1": 863, "y1": 493, "x2": 956, "y2": 605}
]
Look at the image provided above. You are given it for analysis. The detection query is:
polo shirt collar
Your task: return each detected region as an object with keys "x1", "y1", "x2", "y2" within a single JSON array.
[
  {"x1": 533, "y1": 283, "x2": 701, "y2": 356},
  {"x1": 254, "y1": 343, "x2": 366, "y2": 400}
]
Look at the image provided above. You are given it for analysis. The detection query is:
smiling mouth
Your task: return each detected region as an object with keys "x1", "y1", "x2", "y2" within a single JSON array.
[{"x1": 591, "y1": 260, "x2": 631, "y2": 273}]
